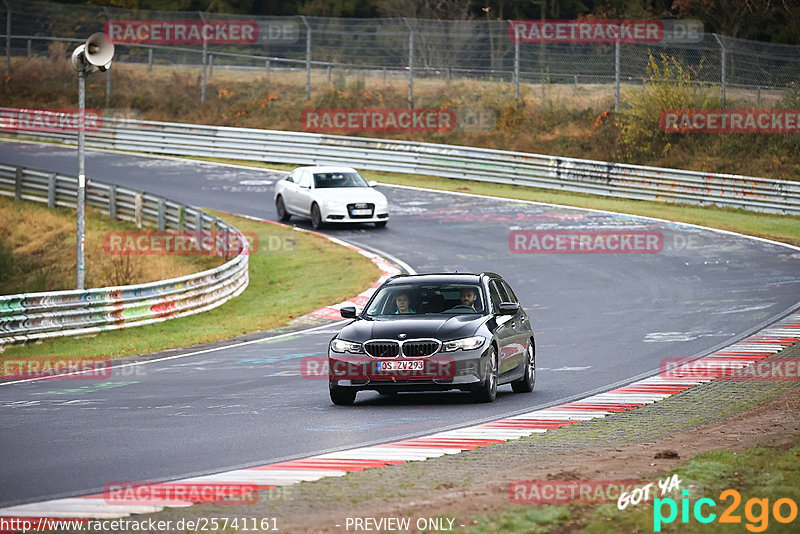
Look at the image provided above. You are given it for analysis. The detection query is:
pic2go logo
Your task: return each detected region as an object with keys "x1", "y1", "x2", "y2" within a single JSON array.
[{"x1": 653, "y1": 489, "x2": 798, "y2": 532}]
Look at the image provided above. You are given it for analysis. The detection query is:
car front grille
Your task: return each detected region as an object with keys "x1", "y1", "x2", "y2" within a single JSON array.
[
  {"x1": 347, "y1": 203, "x2": 375, "y2": 219},
  {"x1": 364, "y1": 340, "x2": 400, "y2": 358},
  {"x1": 402, "y1": 340, "x2": 441, "y2": 357},
  {"x1": 363, "y1": 339, "x2": 441, "y2": 358}
]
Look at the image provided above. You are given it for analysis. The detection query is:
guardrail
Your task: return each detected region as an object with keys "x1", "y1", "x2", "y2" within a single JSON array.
[
  {"x1": 2, "y1": 112, "x2": 798, "y2": 215},
  {"x1": 0, "y1": 163, "x2": 249, "y2": 345}
]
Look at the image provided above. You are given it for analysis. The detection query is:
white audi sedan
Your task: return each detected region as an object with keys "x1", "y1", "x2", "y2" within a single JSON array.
[{"x1": 274, "y1": 166, "x2": 389, "y2": 229}]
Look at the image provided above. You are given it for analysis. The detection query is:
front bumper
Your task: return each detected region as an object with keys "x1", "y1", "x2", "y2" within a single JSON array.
[{"x1": 328, "y1": 346, "x2": 489, "y2": 392}]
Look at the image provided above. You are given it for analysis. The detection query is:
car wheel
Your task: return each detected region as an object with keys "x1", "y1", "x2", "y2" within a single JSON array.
[
  {"x1": 311, "y1": 203, "x2": 323, "y2": 229},
  {"x1": 472, "y1": 346, "x2": 498, "y2": 403},
  {"x1": 275, "y1": 196, "x2": 291, "y2": 222},
  {"x1": 374, "y1": 220, "x2": 387, "y2": 228},
  {"x1": 329, "y1": 383, "x2": 356, "y2": 406},
  {"x1": 511, "y1": 342, "x2": 535, "y2": 393}
]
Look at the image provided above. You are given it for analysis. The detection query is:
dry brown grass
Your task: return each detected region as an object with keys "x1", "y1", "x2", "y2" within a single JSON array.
[
  {"x1": 0, "y1": 196, "x2": 221, "y2": 294},
  {"x1": 2, "y1": 53, "x2": 798, "y2": 180}
]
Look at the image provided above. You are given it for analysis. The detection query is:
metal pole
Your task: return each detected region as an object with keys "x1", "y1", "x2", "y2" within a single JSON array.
[
  {"x1": 147, "y1": 48, "x2": 153, "y2": 72},
  {"x1": 77, "y1": 66, "x2": 86, "y2": 290},
  {"x1": 403, "y1": 18, "x2": 413, "y2": 109},
  {"x1": 208, "y1": 53, "x2": 213, "y2": 78},
  {"x1": 513, "y1": 27, "x2": 520, "y2": 106},
  {"x1": 199, "y1": 12, "x2": 207, "y2": 105},
  {"x1": 3, "y1": 0, "x2": 10, "y2": 88},
  {"x1": 301, "y1": 16, "x2": 310, "y2": 100},
  {"x1": 614, "y1": 39, "x2": 621, "y2": 111},
  {"x1": 103, "y1": 7, "x2": 111, "y2": 108},
  {"x1": 714, "y1": 34, "x2": 727, "y2": 106}
]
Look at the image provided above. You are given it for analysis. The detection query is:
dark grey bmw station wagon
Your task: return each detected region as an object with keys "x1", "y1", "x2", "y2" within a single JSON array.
[{"x1": 328, "y1": 273, "x2": 535, "y2": 405}]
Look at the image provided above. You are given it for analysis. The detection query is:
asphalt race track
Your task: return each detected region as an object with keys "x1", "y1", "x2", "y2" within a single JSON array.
[{"x1": 1, "y1": 141, "x2": 799, "y2": 507}]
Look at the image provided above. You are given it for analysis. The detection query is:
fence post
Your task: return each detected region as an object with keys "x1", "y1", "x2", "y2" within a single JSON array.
[
  {"x1": 713, "y1": 33, "x2": 727, "y2": 106},
  {"x1": 300, "y1": 16, "x2": 311, "y2": 100},
  {"x1": 14, "y1": 167, "x2": 22, "y2": 201},
  {"x1": 265, "y1": 59, "x2": 270, "y2": 77},
  {"x1": 513, "y1": 23, "x2": 520, "y2": 106},
  {"x1": 157, "y1": 198, "x2": 165, "y2": 231},
  {"x1": 147, "y1": 48, "x2": 153, "y2": 72},
  {"x1": 48, "y1": 173, "x2": 56, "y2": 208},
  {"x1": 3, "y1": 0, "x2": 10, "y2": 88},
  {"x1": 109, "y1": 184, "x2": 117, "y2": 219},
  {"x1": 403, "y1": 18, "x2": 414, "y2": 109},
  {"x1": 26, "y1": 38, "x2": 30, "y2": 58},
  {"x1": 757, "y1": 86, "x2": 761, "y2": 106},
  {"x1": 208, "y1": 53, "x2": 213, "y2": 78},
  {"x1": 614, "y1": 39, "x2": 621, "y2": 111},
  {"x1": 134, "y1": 192, "x2": 142, "y2": 228},
  {"x1": 199, "y1": 11, "x2": 207, "y2": 105}
]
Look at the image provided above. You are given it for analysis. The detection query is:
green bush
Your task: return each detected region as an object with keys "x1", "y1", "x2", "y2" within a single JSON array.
[{"x1": 614, "y1": 54, "x2": 721, "y2": 162}]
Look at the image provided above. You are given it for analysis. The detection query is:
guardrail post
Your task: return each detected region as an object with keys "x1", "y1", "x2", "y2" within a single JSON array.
[
  {"x1": 108, "y1": 184, "x2": 117, "y2": 219},
  {"x1": 208, "y1": 54, "x2": 213, "y2": 78},
  {"x1": 178, "y1": 205, "x2": 185, "y2": 231},
  {"x1": 195, "y1": 210, "x2": 203, "y2": 232},
  {"x1": 403, "y1": 18, "x2": 414, "y2": 109},
  {"x1": 147, "y1": 48, "x2": 153, "y2": 72},
  {"x1": 327, "y1": 64, "x2": 331, "y2": 81},
  {"x1": 265, "y1": 59, "x2": 270, "y2": 77},
  {"x1": 134, "y1": 192, "x2": 142, "y2": 228},
  {"x1": 300, "y1": 16, "x2": 311, "y2": 101},
  {"x1": 157, "y1": 198, "x2": 165, "y2": 231},
  {"x1": 47, "y1": 173, "x2": 56, "y2": 208},
  {"x1": 26, "y1": 38, "x2": 30, "y2": 58},
  {"x1": 757, "y1": 86, "x2": 761, "y2": 106},
  {"x1": 14, "y1": 167, "x2": 22, "y2": 201}
]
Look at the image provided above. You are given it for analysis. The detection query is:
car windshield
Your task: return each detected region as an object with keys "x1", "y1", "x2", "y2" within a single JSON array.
[
  {"x1": 313, "y1": 171, "x2": 368, "y2": 189},
  {"x1": 364, "y1": 283, "x2": 484, "y2": 317}
]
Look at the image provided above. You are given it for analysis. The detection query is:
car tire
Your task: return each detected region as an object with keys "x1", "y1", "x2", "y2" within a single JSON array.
[
  {"x1": 311, "y1": 203, "x2": 323, "y2": 229},
  {"x1": 329, "y1": 383, "x2": 356, "y2": 406},
  {"x1": 374, "y1": 220, "x2": 387, "y2": 228},
  {"x1": 511, "y1": 342, "x2": 535, "y2": 393},
  {"x1": 472, "y1": 346, "x2": 498, "y2": 403},
  {"x1": 275, "y1": 196, "x2": 291, "y2": 222}
]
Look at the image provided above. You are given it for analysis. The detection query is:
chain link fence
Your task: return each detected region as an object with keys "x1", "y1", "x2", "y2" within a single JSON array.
[{"x1": 1, "y1": 0, "x2": 799, "y2": 109}]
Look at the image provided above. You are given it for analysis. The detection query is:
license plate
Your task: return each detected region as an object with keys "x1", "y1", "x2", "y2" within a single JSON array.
[
  {"x1": 377, "y1": 361, "x2": 424, "y2": 371},
  {"x1": 351, "y1": 208, "x2": 372, "y2": 216}
]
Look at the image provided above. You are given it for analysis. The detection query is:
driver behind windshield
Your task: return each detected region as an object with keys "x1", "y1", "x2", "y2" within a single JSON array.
[
  {"x1": 460, "y1": 287, "x2": 479, "y2": 311},
  {"x1": 395, "y1": 292, "x2": 415, "y2": 314}
]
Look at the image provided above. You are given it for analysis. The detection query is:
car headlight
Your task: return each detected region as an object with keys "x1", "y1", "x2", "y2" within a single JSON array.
[
  {"x1": 330, "y1": 338, "x2": 364, "y2": 354},
  {"x1": 442, "y1": 336, "x2": 486, "y2": 352},
  {"x1": 375, "y1": 196, "x2": 388, "y2": 207},
  {"x1": 323, "y1": 199, "x2": 341, "y2": 209}
]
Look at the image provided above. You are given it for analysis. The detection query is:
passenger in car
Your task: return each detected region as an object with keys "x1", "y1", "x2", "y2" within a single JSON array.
[{"x1": 395, "y1": 293, "x2": 415, "y2": 314}]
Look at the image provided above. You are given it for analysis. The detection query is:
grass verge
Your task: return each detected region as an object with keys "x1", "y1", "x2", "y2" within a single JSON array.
[
  {"x1": 465, "y1": 441, "x2": 800, "y2": 533},
  {"x1": 0, "y1": 209, "x2": 380, "y2": 360},
  {"x1": 0, "y1": 195, "x2": 221, "y2": 293}
]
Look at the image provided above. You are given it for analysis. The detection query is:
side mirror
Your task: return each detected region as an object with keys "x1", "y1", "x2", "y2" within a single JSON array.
[
  {"x1": 367, "y1": 180, "x2": 378, "y2": 187},
  {"x1": 497, "y1": 302, "x2": 519, "y2": 315},
  {"x1": 340, "y1": 306, "x2": 357, "y2": 318}
]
